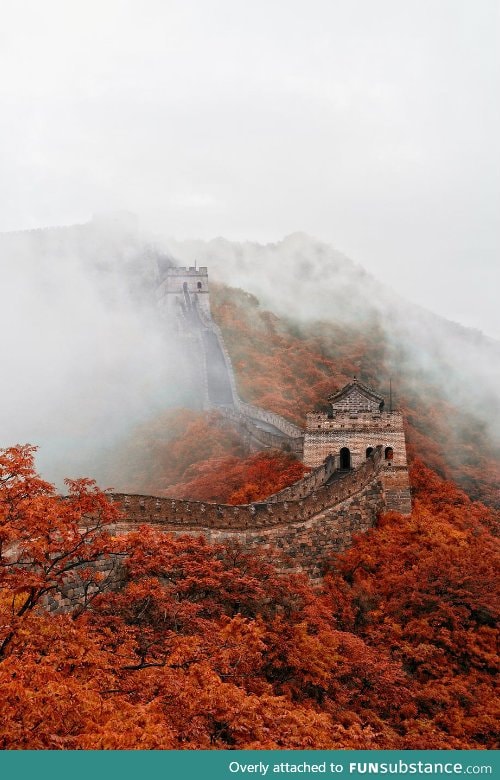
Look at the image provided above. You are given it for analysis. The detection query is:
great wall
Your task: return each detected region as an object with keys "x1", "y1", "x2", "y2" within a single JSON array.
[
  {"x1": 45, "y1": 446, "x2": 387, "y2": 612},
  {"x1": 108, "y1": 266, "x2": 412, "y2": 576},
  {"x1": 109, "y1": 447, "x2": 386, "y2": 580},
  {"x1": 42, "y1": 265, "x2": 413, "y2": 611}
]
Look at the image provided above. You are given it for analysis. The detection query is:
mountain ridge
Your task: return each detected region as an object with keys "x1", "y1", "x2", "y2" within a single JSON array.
[{"x1": 1, "y1": 220, "x2": 498, "y2": 506}]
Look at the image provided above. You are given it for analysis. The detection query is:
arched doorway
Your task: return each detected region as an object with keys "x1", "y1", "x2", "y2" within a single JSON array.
[
  {"x1": 366, "y1": 446, "x2": 374, "y2": 458},
  {"x1": 340, "y1": 447, "x2": 351, "y2": 470}
]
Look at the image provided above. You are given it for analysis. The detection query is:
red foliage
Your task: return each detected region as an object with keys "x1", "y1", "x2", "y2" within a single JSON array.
[
  {"x1": 3, "y1": 282, "x2": 498, "y2": 748},
  {"x1": 1, "y1": 445, "x2": 498, "y2": 749},
  {"x1": 323, "y1": 460, "x2": 500, "y2": 748},
  {"x1": 170, "y1": 450, "x2": 308, "y2": 504},
  {"x1": 211, "y1": 284, "x2": 500, "y2": 507}
]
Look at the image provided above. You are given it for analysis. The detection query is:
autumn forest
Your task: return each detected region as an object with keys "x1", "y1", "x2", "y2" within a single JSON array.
[{"x1": 1, "y1": 281, "x2": 499, "y2": 750}]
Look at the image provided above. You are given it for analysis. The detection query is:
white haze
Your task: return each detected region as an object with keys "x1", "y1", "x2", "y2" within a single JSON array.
[
  {"x1": 1, "y1": 221, "x2": 499, "y2": 492},
  {"x1": 0, "y1": 221, "x2": 191, "y2": 487},
  {"x1": 164, "y1": 232, "x2": 500, "y2": 444},
  {"x1": 0, "y1": 1, "x2": 498, "y2": 339}
]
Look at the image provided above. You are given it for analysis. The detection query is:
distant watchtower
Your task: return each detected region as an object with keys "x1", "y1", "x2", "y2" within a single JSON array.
[
  {"x1": 303, "y1": 379, "x2": 412, "y2": 514},
  {"x1": 157, "y1": 266, "x2": 211, "y2": 319}
]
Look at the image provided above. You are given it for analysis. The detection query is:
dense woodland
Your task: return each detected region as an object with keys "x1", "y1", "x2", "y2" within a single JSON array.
[
  {"x1": 0, "y1": 445, "x2": 498, "y2": 748},
  {"x1": 1, "y1": 283, "x2": 499, "y2": 749}
]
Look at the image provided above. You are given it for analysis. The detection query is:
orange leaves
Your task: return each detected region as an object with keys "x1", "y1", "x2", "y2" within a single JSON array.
[
  {"x1": 322, "y1": 463, "x2": 500, "y2": 747},
  {"x1": 172, "y1": 450, "x2": 307, "y2": 504},
  {"x1": 102, "y1": 409, "x2": 246, "y2": 496},
  {"x1": 1, "y1": 442, "x2": 498, "y2": 749},
  {"x1": 0, "y1": 444, "x2": 122, "y2": 651}
]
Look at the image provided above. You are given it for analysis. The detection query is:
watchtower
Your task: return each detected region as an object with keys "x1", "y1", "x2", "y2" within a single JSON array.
[
  {"x1": 157, "y1": 266, "x2": 210, "y2": 319},
  {"x1": 303, "y1": 379, "x2": 411, "y2": 513}
]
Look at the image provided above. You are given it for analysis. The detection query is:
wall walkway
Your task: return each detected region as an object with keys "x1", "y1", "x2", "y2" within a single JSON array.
[{"x1": 109, "y1": 448, "x2": 386, "y2": 578}]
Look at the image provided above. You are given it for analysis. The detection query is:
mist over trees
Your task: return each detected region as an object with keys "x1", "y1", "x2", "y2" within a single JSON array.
[
  {"x1": 1, "y1": 220, "x2": 498, "y2": 503},
  {"x1": 0, "y1": 445, "x2": 498, "y2": 749},
  {"x1": 0, "y1": 220, "x2": 499, "y2": 750},
  {"x1": 1, "y1": 0, "x2": 498, "y2": 754}
]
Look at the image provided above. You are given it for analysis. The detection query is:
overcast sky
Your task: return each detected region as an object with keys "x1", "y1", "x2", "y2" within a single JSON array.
[{"x1": 1, "y1": 0, "x2": 499, "y2": 337}]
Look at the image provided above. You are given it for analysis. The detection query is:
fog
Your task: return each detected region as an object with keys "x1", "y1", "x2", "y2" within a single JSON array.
[
  {"x1": 0, "y1": 220, "x2": 192, "y2": 486},
  {"x1": 1, "y1": 1, "x2": 498, "y2": 338},
  {"x1": 164, "y1": 231, "x2": 500, "y2": 443},
  {"x1": 0, "y1": 220, "x2": 499, "y2": 491},
  {"x1": 1, "y1": 1, "x2": 498, "y2": 485}
]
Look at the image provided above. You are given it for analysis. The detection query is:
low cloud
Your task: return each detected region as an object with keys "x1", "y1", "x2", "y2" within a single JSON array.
[{"x1": 0, "y1": 218, "x2": 191, "y2": 487}]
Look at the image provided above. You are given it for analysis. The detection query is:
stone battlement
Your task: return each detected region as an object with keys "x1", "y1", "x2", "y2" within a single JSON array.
[
  {"x1": 239, "y1": 401, "x2": 304, "y2": 439},
  {"x1": 110, "y1": 446, "x2": 383, "y2": 532},
  {"x1": 165, "y1": 266, "x2": 208, "y2": 275},
  {"x1": 106, "y1": 447, "x2": 387, "y2": 579},
  {"x1": 306, "y1": 410, "x2": 404, "y2": 431},
  {"x1": 303, "y1": 380, "x2": 411, "y2": 512},
  {"x1": 266, "y1": 454, "x2": 338, "y2": 502},
  {"x1": 45, "y1": 446, "x2": 400, "y2": 614}
]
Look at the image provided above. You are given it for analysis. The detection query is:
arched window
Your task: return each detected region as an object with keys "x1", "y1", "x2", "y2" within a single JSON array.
[
  {"x1": 197, "y1": 281, "x2": 202, "y2": 290},
  {"x1": 366, "y1": 447, "x2": 374, "y2": 458},
  {"x1": 385, "y1": 446, "x2": 394, "y2": 460},
  {"x1": 340, "y1": 447, "x2": 351, "y2": 470}
]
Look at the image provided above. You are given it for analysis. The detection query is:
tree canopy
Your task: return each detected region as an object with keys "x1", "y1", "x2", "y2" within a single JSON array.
[{"x1": 0, "y1": 445, "x2": 498, "y2": 749}]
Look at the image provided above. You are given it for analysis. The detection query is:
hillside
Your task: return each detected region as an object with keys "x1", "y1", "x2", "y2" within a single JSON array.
[
  {"x1": 210, "y1": 282, "x2": 500, "y2": 506},
  {"x1": 105, "y1": 279, "x2": 500, "y2": 508},
  {"x1": 1, "y1": 445, "x2": 498, "y2": 749},
  {"x1": 1, "y1": 221, "x2": 499, "y2": 507},
  {"x1": 1, "y1": 223, "x2": 499, "y2": 750}
]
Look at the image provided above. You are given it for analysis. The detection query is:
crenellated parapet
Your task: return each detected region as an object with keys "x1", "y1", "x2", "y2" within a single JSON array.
[
  {"x1": 304, "y1": 379, "x2": 412, "y2": 514},
  {"x1": 110, "y1": 447, "x2": 382, "y2": 528},
  {"x1": 237, "y1": 401, "x2": 304, "y2": 439},
  {"x1": 47, "y1": 447, "x2": 389, "y2": 613},
  {"x1": 104, "y1": 447, "x2": 386, "y2": 580}
]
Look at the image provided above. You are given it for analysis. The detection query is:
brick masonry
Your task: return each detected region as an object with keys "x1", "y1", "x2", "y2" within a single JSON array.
[
  {"x1": 303, "y1": 380, "x2": 412, "y2": 514},
  {"x1": 107, "y1": 446, "x2": 388, "y2": 580},
  {"x1": 43, "y1": 448, "x2": 390, "y2": 612}
]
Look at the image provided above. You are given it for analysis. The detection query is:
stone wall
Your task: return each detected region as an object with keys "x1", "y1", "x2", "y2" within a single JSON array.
[
  {"x1": 238, "y1": 401, "x2": 304, "y2": 439},
  {"x1": 46, "y1": 462, "x2": 386, "y2": 612},
  {"x1": 266, "y1": 454, "x2": 339, "y2": 502},
  {"x1": 197, "y1": 310, "x2": 240, "y2": 408},
  {"x1": 107, "y1": 448, "x2": 387, "y2": 578},
  {"x1": 42, "y1": 446, "x2": 408, "y2": 614},
  {"x1": 381, "y1": 465, "x2": 412, "y2": 514},
  {"x1": 222, "y1": 406, "x2": 305, "y2": 456},
  {"x1": 304, "y1": 411, "x2": 407, "y2": 468},
  {"x1": 206, "y1": 478, "x2": 386, "y2": 581},
  {"x1": 42, "y1": 555, "x2": 124, "y2": 614}
]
